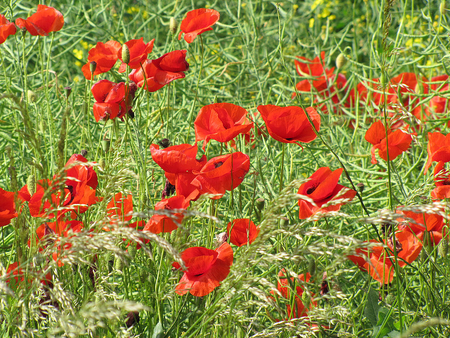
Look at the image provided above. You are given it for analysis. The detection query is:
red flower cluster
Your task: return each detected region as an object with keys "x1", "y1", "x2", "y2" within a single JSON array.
[
  {"x1": 365, "y1": 120, "x2": 413, "y2": 164},
  {"x1": 178, "y1": 8, "x2": 220, "y2": 43},
  {"x1": 151, "y1": 143, "x2": 250, "y2": 202},
  {"x1": 194, "y1": 103, "x2": 253, "y2": 150},
  {"x1": 81, "y1": 41, "x2": 121, "y2": 80},
  {"x1": 298, "y1": 167, "x2": 356, "y2": 219},
  {"x1": 144, "y1": 195, "x2": 189, "y2": 234},
  {"x1": 172, "y1": 242, "x2": 233, "y2": 296}
]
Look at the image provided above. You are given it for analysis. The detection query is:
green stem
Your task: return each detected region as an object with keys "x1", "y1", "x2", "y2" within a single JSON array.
[{"x1": 279, "y1": 143, "x2": 285, "y2": 193}]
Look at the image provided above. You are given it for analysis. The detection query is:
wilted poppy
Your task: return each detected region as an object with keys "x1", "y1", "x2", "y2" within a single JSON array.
[
  {"x1": 191, "y1": 152, "x2": 250, "y2": 199},
  {"x1": 81, "y1": 40, "x2": 121, "y2": 80},
  {"x1": 227, "y1": 218, "x2": 260, "y2": 247},
  {"x1": 425, "y1": 132, "x2": 450, "y2": 174},
  {"x1": 273, "y1": 269, "x2": 316, "y2": 320},
  {"x1": 365, "y1": 121, "x2": 412, "y2": 164},
  {"x1": 0, "y1": 187, "x2": 18, "y2": 227},
  {"x1": 91, "y1": 79, "x2": 136, "y2": 122},
  {"x1": 107, "y1": 193, "x2": 133, "y2": 225},
  {"x1": 194, "y1": 103, "x2": 254, "y2": 150},
  {"x1": 144, "y1": 195, "x2": 189, "y2": 234},
  {"x1": 118, "y1": 38, "x2": 155, "y2": 72},
  {"x1": 129, "y1": 50, "x2": 189, "y2": 92},
  {"x1": 431, "y1": 161, "x2": 450, "y2": 199},
  {"x1": 15, "y1": 5, "x2": 64, "y2": 36},
  {"x1": 298, "y1": 167, "x2": 356, "y2": 219},
  {"x1": 172, "y1": 242, "x2": 233, "y2": 297},
  {"x1": 178, "y1": 8, "x2": 220, "y2": 43},
  {"x1": 257, "y1": 105, "x2": 320, "y2": 145},
  {"x1": 0, "y1": 14, "x2": 16, "y2": 44}
]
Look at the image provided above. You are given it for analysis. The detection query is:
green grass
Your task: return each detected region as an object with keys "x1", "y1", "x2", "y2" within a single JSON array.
[{"x1": 1, "y1": 0, "x2": 450, "y2": 337}]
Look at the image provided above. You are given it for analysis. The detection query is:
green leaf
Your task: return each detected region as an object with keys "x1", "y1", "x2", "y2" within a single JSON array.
[
  {"x1": 152, "y1": 322, "x2": 164, "y2": 338},
  {"x1": 365, "y1": 288, "x2": 380, "y2": 326}
]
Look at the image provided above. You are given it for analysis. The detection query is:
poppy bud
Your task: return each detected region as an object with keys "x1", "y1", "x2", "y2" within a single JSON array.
[
  {"x1": 308, "y1": 258, "x2": 316, "y2": 276},
  {"x1": 89, "y1": 61, "x2": 97, "y2": 76},
  {"x1": 280, "y1": 216, "x2": 289, "y2": 227},
  {"x1": 80, "y1": 149, "x2": 88, "y2": 157},
  {"x1": 127, "y1": 244, "x2": 137, "y2": 259},
  {"x1": 121, "y1": 44, "x2": 130, "y2": 65},
  {"x1": 301, "y1": 290, "x2": 311, "y2": 308},
  {"x1": 380, "y1": 72, "x2": 387, "y2": 87},
  {"x1": 64, "y1": 86, "x2": 72, "y2": 99},
  {"x1": 335, "y1": 53, "x2": 347, "y2": 69},
  {"x1": 255, "y1": 198, "x2": 265, "y2": 211},
  {"x1": 169, "y1": 17, "x2": 178, "y2": 34},
  {"x1": 27, "y1": 90, "x2": 37, "y2": 103},
  {"x1": 356, "y1": 182, "x2": 364, "y2": 193},
  {"x1": 439, "y1": 238, "x2": 448, "y2": 257},
  {"x1": 114, "y1": 257, "x2": 124, "y2": 271},
  {"x1": 27, "y1": 174, "x2": 36, "y2": 196},
  {"x1": 215, "y1": 232, "x2": 228, "y2": 246},
  {"x1": 102, "y1": 139, "x2": 110, "y2": 152},
  {"x1": 385, "y1": 293, "x2": 395, "y2": 305}
]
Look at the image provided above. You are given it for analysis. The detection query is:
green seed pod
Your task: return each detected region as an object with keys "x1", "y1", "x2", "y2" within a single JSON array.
[
  {"x1": 27, "y1": 90, "x2": 37, "y2": 103},
  {"x1": 308, "y1": 258, "x2": 316, "y2": 276},
  {"x1": 385, "y1": 293, "x2": 395, "y2": 305},
  {"x1": 439, "y1": 238, "x2": 448, "y2": 257},
  {"x1": 122, "y1": 44, "x2": 130, "y2": 64},
  {"x1": 169, "y1": 17, "x2": 178, "y2": 34},
  {"x1": 255, "y1": 198, "x2": 265, "y2": 211},
  {"x1": 99, "y1": 158, "x2": 106, "y2": 169},
  {"x1": 64, "y1": 86, "x2": 72, "y2": 99},
  {"x1": 335, "y1": 53, "x2": 347, "y2": 69},
  {"x1": 114, "y1": 257, "x2": 124, "y2": 271},
  {"x1": 128, "y1": 244, "x2": 137, "y2": 259},
  {"x1": 440, "y1": 1, "x2": 445, "y2": 15},
  {"x1": 102, "y1": 139, "x2": 111, "y2": 153},
  {"x1": 26, "y1": 174, "x2": 36, "y2": 196}
]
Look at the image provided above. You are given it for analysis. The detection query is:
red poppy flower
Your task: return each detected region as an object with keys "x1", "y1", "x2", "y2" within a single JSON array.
[
  {"x1": 365, "y1": 121, "x2": 412, "y2": 164},
  {"x1": 4, "y1": 262, "x2": 52, "y2": 288},
  {"x1": 81, "y1": 40, "x2": 121, "y2": 80},
  {"x1": 172, "y1": 242, "x2": 233, "y2": 297},
  {"x1": 227, "y1": 218, "x2": 260, "y2": 247},
  {"x1": 348, "y1": 240, "x2": 394, "y2": 284},
  {"x1": 34, "y1": 220, "x2": 83, "y2": 267},
  {"x1": 194, "y1": 103, "x2": 254, "y2": 150},
  {"x1": 398, "y1": 209, "x2": 445, "y2": 245},
  {"x1": 117, "y1": 38, "x2": 155, "y2": 72},
  {"x1": 0, "y1": 187, "x2": 18, "y2": 227},
  {"x1": 293, "y1": 52, "x2": 335, "y2": 96},
  {"x1": 92, "y1": 79, "x2": 133, "y2": 122},
  {"x1": 257, "y1": 105, "x2": 320, "y2": 145},
  {"x1": 129, "y1": 50, "x2": 189, "y2": 92},
  {"x1": 425, "y1": 132, "x2": 450, "y2": 174},
  {"x1": 298, "y1": 167, "x2": 356, "y2": 219},
  {"x1": 431, "y1": 161, "x2": 450, "y2": 199},
  {"x1": 144, "y1": 196, "x2": 189, "y2": 234},
  {"x1": 25, "y1": 179, "x2": 66, "y2": 218},
  {"x1": 0, "y1": 14, "x2": 16, "y2": 44},
  {"x1": 426, "y1": 75, "x2": 449, "y2": 115},
  {"x1": 178, "y1": 8, "x2": 220, "y2": 43},
  {"x1": 151, "y1": 143, "x2": 206, "y2": 201},
  {"x1": 273, "y1": 269, "x2": 316, "y2": 319},
  {"x1": 191, "y1": 152, "x2": 250, "y2": 199},
  {"x1": 107, "y1": 193, "x2": 133, "y2": 225},
  {"x1": 15, "y1": 5, "x2": 64, "y2": 36}
]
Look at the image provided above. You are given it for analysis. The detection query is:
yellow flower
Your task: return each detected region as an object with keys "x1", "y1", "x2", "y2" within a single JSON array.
[
  {"x1": 74, "y1": 76, "x2": 80, "y2": 83},
  {"x1": 73, "y1": 48, "x2": 83, "y2": 60},
  {"x1": 309, "y1": 18, "x2": 315, "y2": 28}
]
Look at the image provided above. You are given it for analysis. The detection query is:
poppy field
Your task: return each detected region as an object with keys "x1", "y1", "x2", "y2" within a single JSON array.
[{"x1": 1, "y1": 0, "x2": 450, "y2": 337}]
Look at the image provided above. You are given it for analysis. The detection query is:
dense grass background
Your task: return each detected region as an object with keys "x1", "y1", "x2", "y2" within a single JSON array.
[{"x1": 1, "y1": 0, "x2": 450, "y2": 337}]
